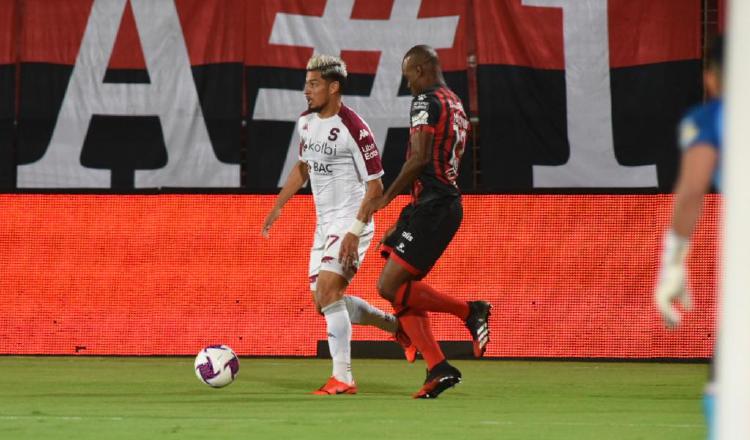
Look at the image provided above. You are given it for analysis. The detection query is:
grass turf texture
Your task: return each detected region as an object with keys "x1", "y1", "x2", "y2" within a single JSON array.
[{"x1": 0, "y1": 357, "x2": 706, "y2": 440}]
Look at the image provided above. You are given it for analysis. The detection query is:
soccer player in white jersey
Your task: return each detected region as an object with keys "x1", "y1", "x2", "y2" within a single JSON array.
[{"x1": 262, "y1": 54, "x2": 412, "y2": 395}]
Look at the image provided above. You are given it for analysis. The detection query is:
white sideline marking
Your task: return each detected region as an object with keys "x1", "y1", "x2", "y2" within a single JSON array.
[
  {"x1": 479, "y1": 420, "x2": 701, "y2": 429},
  {"x1": 0, "y1": 415, "x2": 701, "y2": 429},
  {"x1": 0, "y1": 416, "x2": 124, "y2": 421}
]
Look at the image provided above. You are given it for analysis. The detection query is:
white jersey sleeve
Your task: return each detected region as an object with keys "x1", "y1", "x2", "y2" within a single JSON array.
[{"x1": 338, "y1": 105, "x2": 384, "y2": 182}]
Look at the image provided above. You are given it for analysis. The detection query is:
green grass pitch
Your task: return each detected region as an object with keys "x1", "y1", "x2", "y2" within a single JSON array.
[{"x1": 0, "y1": 357, "x2": 706, "y2": 440}]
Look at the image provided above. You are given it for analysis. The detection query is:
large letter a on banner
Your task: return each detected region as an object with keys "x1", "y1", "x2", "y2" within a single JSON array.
[{"x1": 17, "y1": 0, "x2": 238, "y2": 188}]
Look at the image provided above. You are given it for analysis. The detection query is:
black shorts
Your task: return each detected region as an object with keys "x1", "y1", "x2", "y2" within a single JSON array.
[{"x1": 381, "y1": 196, "x2": 462, "y2": 277}]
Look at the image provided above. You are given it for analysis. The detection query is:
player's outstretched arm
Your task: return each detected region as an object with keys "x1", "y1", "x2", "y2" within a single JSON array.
[
  {"x1": 262, "y1": 161, "x2": 309, "y2": 238},
  {"x1": 339, "y1": 178, "x2": 384, "y2": 269},
  {"x1": 655, "y1": 144, "x2": 717, "y2": 327},
  {"x1": 361, "y1": 130, "x2": 433, "y2": 221},
  {"x1": 382, "y1": 129, "x2": 432, "y2": 205}
]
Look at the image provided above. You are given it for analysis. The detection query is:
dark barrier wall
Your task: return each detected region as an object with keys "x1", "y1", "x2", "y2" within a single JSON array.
[
  {"x1": 1, "y1": 0, "x2": 702, "y2": 190},
  {"x1": 0, "y1": 194, "x2": 716, "y2": 358}
]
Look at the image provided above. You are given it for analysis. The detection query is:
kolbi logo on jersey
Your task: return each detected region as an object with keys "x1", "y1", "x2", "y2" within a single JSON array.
[{"x1": 302, "y1": 141, "x2": 338, "y2": 156}]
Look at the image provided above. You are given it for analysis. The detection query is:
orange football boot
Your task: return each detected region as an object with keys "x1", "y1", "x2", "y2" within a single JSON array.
[{"x1": 312, "y1": 377, "x2": 358, "y2": 395}]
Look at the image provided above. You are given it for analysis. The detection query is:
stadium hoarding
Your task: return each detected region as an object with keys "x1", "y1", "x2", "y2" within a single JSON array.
[{"x1": 0, "y1": 194, "x2": 716, "y2": 358}]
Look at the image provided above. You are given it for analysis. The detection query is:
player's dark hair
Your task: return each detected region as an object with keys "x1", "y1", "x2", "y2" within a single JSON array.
[
  {"x1": 306, "y1": 55, "x2": 347, "y2": 93},
  {"x1": 319, "y1": 68, "x2": 346, "y2": 93},
  {"x1": 404, "y1": 44, "x2": 440, "y2": 68},
  {"x1": 707, "y1": 35, "x2": 724, "y2": 72}
]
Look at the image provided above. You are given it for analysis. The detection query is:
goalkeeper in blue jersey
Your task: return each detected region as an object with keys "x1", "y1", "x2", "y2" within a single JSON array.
[{"x1": 655, "y1": 36, "x2": 723, "y2": 440}]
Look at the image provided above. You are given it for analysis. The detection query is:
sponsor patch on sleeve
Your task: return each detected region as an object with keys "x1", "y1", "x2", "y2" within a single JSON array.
[{"x1": 411, "y1": 110, "x2": 429, "y2": 127}]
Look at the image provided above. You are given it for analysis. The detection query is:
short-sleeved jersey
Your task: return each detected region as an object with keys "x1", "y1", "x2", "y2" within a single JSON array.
[
  {"x1": 298, "y1": 104, "x2": 384, "y2": 223},
  {"x1": 408, "y1": 85, "x2": 469, "y2": 203},
  {"x1": 678, "y1": 99, "x2": 723, "y2": 190}
]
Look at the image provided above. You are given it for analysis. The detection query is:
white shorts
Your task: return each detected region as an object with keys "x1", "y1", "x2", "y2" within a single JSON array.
[{"x1": 308, "y1": 218, "x2": 374, "y2": 291}]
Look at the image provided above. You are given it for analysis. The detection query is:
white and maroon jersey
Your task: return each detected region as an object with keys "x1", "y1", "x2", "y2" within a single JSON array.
[{"x1": 298, "y1": 104, "x2": 384, "y2": 223}]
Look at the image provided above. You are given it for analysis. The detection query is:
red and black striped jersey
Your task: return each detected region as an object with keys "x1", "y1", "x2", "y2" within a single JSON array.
[{"x1": 408, "y1": 85, "x2": 469, "y2": 203}]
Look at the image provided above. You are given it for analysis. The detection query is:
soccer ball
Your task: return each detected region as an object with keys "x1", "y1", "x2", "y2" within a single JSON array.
[{"x1": 194, "y1": 345, "x2": 240, "y2": 388}]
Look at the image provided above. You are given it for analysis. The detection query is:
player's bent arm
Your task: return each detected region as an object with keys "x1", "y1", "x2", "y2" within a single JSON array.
[
  {"x1": 347, "y1": 178, "x2": 383, "y2": 239},
  {"x1": 382, "y1": 130, "x2": 433, "y2": 204},
  {"x1": 357, "y1": 178, "x2": 384, "y2": 223},
  {"x1": 671, "y1": 145, "x2": 718, "y2": 238},
  {"x1": 272, "y1": 160, "x2": 309, "y2": 211},
  {"x1": 262, "y1": 161, "x2": 308, "y2": 237}
]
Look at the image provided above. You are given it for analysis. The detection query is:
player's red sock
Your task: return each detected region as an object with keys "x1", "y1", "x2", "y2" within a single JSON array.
[
  {"x1": 394, "y1": 281, "x2": 469, "y2": 320},
  {"x1": 397, "y1": 308, "x2": 445, "y2": 370}
]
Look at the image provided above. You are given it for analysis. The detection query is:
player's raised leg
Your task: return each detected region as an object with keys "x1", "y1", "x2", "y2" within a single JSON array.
[
  {"x1": 343, "y1": 294, "x2": 417, "y2": 363},
  {"x1": 343, "y1": 294, "x2": 397, "y2": 333}
]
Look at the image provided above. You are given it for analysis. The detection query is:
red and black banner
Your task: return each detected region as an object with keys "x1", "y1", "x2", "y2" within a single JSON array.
[
  {"x1": 475, "y1": 0, "x2": 702, "y2": 190},
  {"x1": 0, "y1": 0, "x2": 15, "y2": 188},
  {"x1": 2, "y1": 0, "x2": 704, "y2": 190},
  {"x1": 245, "y1": 0, "x2": 472, "y2": 190}
]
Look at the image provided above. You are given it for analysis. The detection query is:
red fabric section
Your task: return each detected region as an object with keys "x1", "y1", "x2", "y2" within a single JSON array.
[
  {"x1": 475, "y1": 0, "x2": 700, "y2": 69},
  {"x1": 175, "y1": 0, "x2": 245, "y2": 65},
  {"x1": 0, "y1": 0, "x2": 15, "y2": 64},
  {"x1": 108, "y1": 1, "x2": 146, "y2": 70},
  {"x1": 405, "y1": 281, "x2": 469, "y2": 320},
  {"x1": 0, "y1": 194, "x2": 717, "y2": 357},
  {"x1": 718, "y1": 0, "x2": 727, "y2": 34},
  {"x1": 20, "y1": 0, "x2": 93, "y2": 64},
  {"x1": 20, "y1": 0, "x2": 244, "y2": 65},
  {"x1": 245, "y1": 0, "x2": 468, "y2": 72},
  {"x1": 608, "y1": 0, "x2": 701, "y2": 68},
  {"x1": 474, "y1": 0, "x2": 564, "y2": 69}
]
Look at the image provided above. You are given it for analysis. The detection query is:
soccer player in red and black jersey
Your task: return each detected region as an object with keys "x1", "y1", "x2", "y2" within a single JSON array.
[{"x1": 358, "y1": 45, "x2": 491, "y2": 399}]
